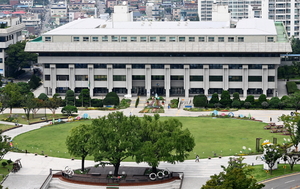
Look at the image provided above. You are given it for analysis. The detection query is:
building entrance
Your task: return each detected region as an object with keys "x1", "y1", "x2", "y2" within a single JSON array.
[{"x1": 151, "y1": 87, "x2": 165, "y2": 96}]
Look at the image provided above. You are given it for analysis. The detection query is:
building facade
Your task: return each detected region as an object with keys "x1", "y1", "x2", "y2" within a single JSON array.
[{"x1": 25, "y1": 18, "x2": 291, "y2": 98}]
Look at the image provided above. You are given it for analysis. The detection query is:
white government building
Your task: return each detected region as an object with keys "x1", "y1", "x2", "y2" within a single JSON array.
[{"x1": 25, "y1": 6, "x2": 291, "y2": 98}]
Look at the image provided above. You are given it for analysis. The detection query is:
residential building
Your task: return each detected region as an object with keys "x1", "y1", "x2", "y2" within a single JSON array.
[{"x1": 25, "y1": 17, "x2": 291, "y2": 98}]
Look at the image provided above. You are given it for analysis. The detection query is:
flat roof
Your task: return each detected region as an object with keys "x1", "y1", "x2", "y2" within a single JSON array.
[{"x1": 44, "y1": 18, "x2": 278, "y2": 36}]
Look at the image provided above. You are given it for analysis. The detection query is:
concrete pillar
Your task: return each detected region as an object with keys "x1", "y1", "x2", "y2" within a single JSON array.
[
  {"x1": 274, "y1": 64, "x2": 279, "y2": 97},
  {"x1": 165, "y1": 65, "x2": 170, "y2": 98},
  {"x1": 203, "y1": 65, "x2": 209, "y2": 95},
  {"x1": 69, "y1": 64, "x2": 75, "y2": 91},
  {"x1": 262, "y1": 65, "x2": 268, "y2": 96},
  {"x1": 126, "y1": 64, "x2": 132, "y2": 96},
  {"x1": 50, "y1": 64, "x2": 56, "y2": 96},
  {"x1": 184, "y1": 65, "x2": 189, "y2": 98},
  {"x1": 223, "y1": 65, "x2": 228, "y2": 90},
  {"x1": 88, "y1": 64, "x2": 93, "y2": 97},
  {"x1": 242, "y1": 65, "x2": 248, "y2": 98},
  {"x1": 107, "y1": 64, "x2": 113, "y2": 92},
  {"x1": 145, "y1": 65, "x2": 151, "y2": 98}
]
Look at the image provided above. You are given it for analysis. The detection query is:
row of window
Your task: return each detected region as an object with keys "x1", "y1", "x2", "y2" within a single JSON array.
[
  {"x1": 46, "y1": 64, "x2": 275, "y2": 69},
  {"x1": 50, "y1": 75, "x2": 275, "y2": 82},
  {"x1": 44, "y1": 36, "x2": 275, "y2": 43}
]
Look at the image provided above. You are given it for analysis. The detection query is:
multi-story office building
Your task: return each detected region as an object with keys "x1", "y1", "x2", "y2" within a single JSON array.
[
  {"x1": 0, "y1": 16, "x2": 25, "y2": 76},
  {"x1": 25, "y1": 17, "x2": 291, "y2": 98},
  {"x1": 198, "y1": 0, "x2": 300, "y2": 38}
]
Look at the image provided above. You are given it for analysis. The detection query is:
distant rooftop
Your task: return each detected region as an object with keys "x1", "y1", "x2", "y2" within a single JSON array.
[{"x1": 44, "y1": 18, "x2": 279, "y2": 36}]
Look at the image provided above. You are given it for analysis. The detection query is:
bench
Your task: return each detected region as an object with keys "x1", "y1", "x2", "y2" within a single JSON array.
[
  {"x1": 91, "y1": 173, "x2": 101, "y2": 176},
  {"x1": 126, "y1": 179, "x2": 135, "y2": 182}
]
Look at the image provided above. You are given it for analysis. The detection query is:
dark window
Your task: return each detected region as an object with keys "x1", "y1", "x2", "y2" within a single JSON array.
[
  {"x1": 151, "y1": 75, "x2": 164, "y2": 80},
  {"x1": 268, "y1": 76, "x2": 275, "y2": 82},
  {"x1": 113, "y1": 64, "x2": 126, "y2": 69},
  {"x1": 209, "y1": 64, "x2": 223, "y2": 69},
  {"x1": 94, "y1": 64, "x2": 107, "y2": 68},
  {"x1": 0, "y1": 37, "x2": 6, "y2": 42},
  {"x1": 132, "y1": 75, "x2": 145, "y2": 80},
  {"x1": 209, "y1": 76, "x2": 223, "y2": 81},
  {"x1": 56, "y1": 64, "x2": 69, "y2": 68},
  {"x1": 94, "y1": 75, "x2": 107, "y2": 81},
  {"x1": 229, "y1": 64, "x2": 243, "y2": 69},
  {"x1": 0, "y1": 58, "x2": 2, "y2": 63},
  {"x1": 44, "y1": 64, "x2": 50, "y2": 68},
  {"x1": 268, "y1": 64, "x2": 275, "y2": 69},
  {"x1": 248, "y1": 64, "x2": 262, "y2": 69},
  {"x1": 113, "y1": 75, "x2": 126, "y2": 81},
  {"x1": 229, "y1": 76, "x2": 242, "y2": 81},
  {"x1": 170, "y1": 64, "x2": 184, "y2": 69},
  {"x1": 190, "y1": 64, "x2": 203, "y2": 69},
  {"x1": 75, "y1": 75, "x2": 88, "y2": 81},
  {"x1": 45, "y1": 75, "x2": 50, "y2": 80},
  {"x1": 171, "y1": 75, "x2": 184, "y2": 80},
  {"x1": 248, "y1": 76, "x2": 262, "y2": 82},
  {"x1": 151, "y1": 64, "x2": 164, "y2": 69},
  {"x1": 190, "y1": 76, "x2": 203, "y2": 81},
  {"x1": 75, "y1": 64, "x2": 88, "y2": 68},
  {"x1": 132, "y1": 64, "x2": 145, "y2": 69},
  {"x1": 57, "y1": 75, "x2": 69, "y2": 80}
]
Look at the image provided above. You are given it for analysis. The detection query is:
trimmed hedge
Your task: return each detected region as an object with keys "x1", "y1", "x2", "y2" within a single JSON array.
[{"x1": 286, "y1": 81, "x2": 298, "y2": 94}]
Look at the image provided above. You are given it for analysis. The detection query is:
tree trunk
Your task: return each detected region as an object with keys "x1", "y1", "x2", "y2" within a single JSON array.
[
  {"x1": 10, "y1": 107, "x2": 12, "y2": 114},
  {"x1": 152, "y1": 166, "x2": 157, "y2": 173},
  {"x1": 81, "y1": 156, "x2": 85, "y2": 172},
  {"x1": 114, "y1": 162, "x2": 120, "y2": 176}
]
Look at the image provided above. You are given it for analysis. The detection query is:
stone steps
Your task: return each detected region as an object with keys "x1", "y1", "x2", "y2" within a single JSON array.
[{"x1": 48, "y1": 178, "x2": 181, "y2": 189}]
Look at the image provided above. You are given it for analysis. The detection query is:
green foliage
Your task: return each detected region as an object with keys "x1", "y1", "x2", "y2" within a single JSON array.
[
  {"x1": 170, "y1": 98, "x2": 179, "y2": 108},
  {"x1": 5, "y1": 41, "x2": 37, "y2": 77},
  {"x1": 17, "y1": 82, "x2": 30, "y2": 95},
  {"x1": 209, "y1": 93, "x2": 219, "y2": 105},
  {"x1": 279, "y1": 113, "x2": 300, "y2": 150},
  {"x1": 1, "y1": 162, "x2": 7, "y2": 167},
  {"x1": 103, "y1": 92, "x2": 119, "y2": 106},
  {"x1": 65, "y1": 90, "x2": 75, "y2": 106},
  {"x1": 22, "y1": 92, "x2": 36, "y2": 121},
  {"x1": 287, "y1": 81, "x2": 298, "y2": 94},
  {"x1": 135, "y1": 97, "x2": 139, "y2": 108},
  {"x1": 66, "y1": 124, "x2": 92, "y2": 172},
  {"x1": 201, "y1": 157, "x2": 264, "y2": 189},
  {"x1": 46, "y1": 96, "x2": 62, "y2": 116},
  {"x1": 0, "y1": 131, "x2": 11, "y2": 161},
  {"x1": 193, "y1": 94, "x2": 207, "y2": 107},
  {"x1": 262, "y1": 144, "x2": 283, "y2": 175},
  {"x1": 232, "y1": 92, "x2": 240, "y2": 101},
  {"x1": 292, "y1": 37, "x2": 300, "y2": 54},
  {"x1": 91, "y1": 99, "x2": 103, "y2": 107},
  {"x1": 258, "y1": 94, "x2": 267, "y2": 106},
  {"x1": 245, "y1": 95, "x2": 255, "y2": 104},
  {"x1": 78, "y1": 89, "x2": 91, "y2": 107},
  {"x1": 269, "y1": 97, "x2": 280, "y2": 109},
  {"x1": 244, "y1": 102, "x2": 251, "y2": 109},
  {"x1": 261, "y1": 101, "x2": 269, "y2": 109},
  {"x1": 119, "y1": 98, "x2": 131, "y2": 109},
  {"x1": 220, "y1": 90, "x2": 231, "y2": 108},
  {"x1": 231, "y1": 100, "x2": 241, "y2": 108},
  {"x1": 287, "y1": 91, "x2": 300, "y2": 111},
  {"x1": 38, "y1": 93, "x2": 48, "y2": 101},
  {"x1": 6, "y1": 159, "x2": 12, "y2": 165},
  {"x1": 28, "y1": 74, "x2": 41, "y2": 90},
  {"x1": 2, "y1": 83, "x2": 22, "y2": 114},
  {"x1": 61, "y1": 105, "x2": 78, "y2": 116}
]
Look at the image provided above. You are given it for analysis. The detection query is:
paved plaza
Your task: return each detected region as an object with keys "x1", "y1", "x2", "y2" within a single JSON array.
[{"x1": 0, "y1": 98, "x2": 294, "y2": 189}]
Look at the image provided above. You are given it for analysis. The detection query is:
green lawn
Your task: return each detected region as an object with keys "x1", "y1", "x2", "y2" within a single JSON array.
[
  {"x1": 0, "y1": 124, "x2": 18, "y2": 132},
  {"x1": 12, "y1": 117, "x2": 287, "y2": 160}
]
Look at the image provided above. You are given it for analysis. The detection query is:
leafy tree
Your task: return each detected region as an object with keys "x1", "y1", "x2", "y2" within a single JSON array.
[
  {"x1": 193, "y1": 94, "x2": 207, "y2": 107},
  {"x1": 5, "y1": 41, "x2": 37, "y2": 77},
  {"x1": 22, "y1": 92, "x2": 36, "y2": 121},
  {"x1": 201, "y1": 157, "x2": 264, "y2": 189},
  {"x1": 89, "y1": 111, "x2": 141, "y2": 176},
  {"x1": 61, "y1": 105, "x2": 78, "y2": 116},
  {"x1": 286, "y1": 91, "x2": 300, "y2": 112},
  {"x1": 0, "y1": 130, "x2": 11, "y2": 161},
  {"x1": 220, "y1": 90, "x2": 231, "y2": 108},
  {"x1": 103, "y1": 92, "x2": 120, "y2": 106},
  {"x1": 38, "y1": 93, "x2": 49, "y2": 101},
  {"x1": 232, "y1": 92, "x2": 240, "y2": 101},
  {"x1": 209, "y1": 93, "x2": 219, "y2": 105},
  {"x1": 17, "y1": 82, "x2": 30, "y2": 95},
  {"x1": 2, "y1": 83, "x2": 22, "y2": 114},
  {"x1": 279, "y1": 113, "x2": 300, "y2": 151},
  {"x1": 231, "y1": 100, "x2": 241, "y2": 108},
  {"x1": 78, "y1": 89, "x2": 90, "y2": 107},
  {"x1": 269, "y1": 97, "x2": 280, "y2": 109},
  {"x1": 46, "y1": 94, "x2": 62, "y2": 116},
  {"x1": 28, "y1": 74, "x2": 41, "y2": 90},
  {"x1": 65, "y1": 90, "x2": 75, "y2": 106},
  {"x1": 136, "y1": 114, "x2": 195, "y2": 173},
  {"x1": 280, "y1": 141, "x2": 300, "y2": 171},
  {"x1": 31, "y1": 98, "x2": 43, "y2": 118},
  {"x1": 66, "y1": 124, "x2": 92, "y2": 172},
  {"x1": 262, "y1": 143, "x2": 283, "y2": 175},
  {"x1": 292, "y1": 37, "x2": 300, "y2": 54}
]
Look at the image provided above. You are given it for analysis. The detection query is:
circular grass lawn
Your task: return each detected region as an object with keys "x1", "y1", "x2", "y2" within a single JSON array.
[{"x1": 12, "y1": 117, "x2": 287, "y2": 160}]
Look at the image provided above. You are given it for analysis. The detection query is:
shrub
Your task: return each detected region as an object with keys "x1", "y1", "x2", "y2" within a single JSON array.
[
  {"x1": 220, "y1": 90, "x2": 232, "y2": 108},
  {"x1": 7, "y1": 159, "x2": 12, "y2": 164},
  {"x1": 91, "y1": 99, "x2": 103, "y2": 107},
  {"x1": 232, "y1": 92, "x2": 240, "y2": 101},
  {"x1": 269, "y1": 97, "x2": 280, "y2": 108},
  {"x1": 61, "y1": 105, "x2": 78, "y2": 116},
  {"x1": 258, "y1": 94, "x2": 267, "y2": 107},
  {"x1": 135, "y1": 97, "x2": 139, "y2": 108},
  {"x1": 244, "y1": 102, "x2": 251, "y2": 109},
  {"x1": 245, "y1": 95, "x2": 255, "y2": 104},
  {"x1": 2, "y1": 162, "x2": 7, "y2": 167},
  {"x1": 261, "y1": 101, "x2": 269, "y2": 109},
  {"x1": 193, "y1": 94, "x2": 207, "y2": 107},
  {"x1": 286, "y1": 81, "x2": 298, "y2": 94},
  {"x1": 231, "y1": 100, "x2": 241, "y2": 108},
  {"x1": 209, "y1": 93, "x2": 219, "y2": 104},
  {"x1": 103, "y1": 92, "x2": 119, "y2": 106}
]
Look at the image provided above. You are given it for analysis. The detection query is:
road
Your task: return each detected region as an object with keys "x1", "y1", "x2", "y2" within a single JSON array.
[{"x1": 261, "y1": 173, "x2": 300, "y2": 189}]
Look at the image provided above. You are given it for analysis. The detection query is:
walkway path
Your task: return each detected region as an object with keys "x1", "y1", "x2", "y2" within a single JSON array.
[{"x1": 0, "y1": 100, "x2": 295, "y2": 189}]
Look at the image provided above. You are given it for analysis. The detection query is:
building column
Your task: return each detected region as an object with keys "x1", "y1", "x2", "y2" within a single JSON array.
[
  {"x1": 262, "y1": 65, "x2": 268, "y2": 95},
  {"x1": 274, "y1": 64, "x2": 279, "y2": 97},
  {"x1": 69, "y1": 64, "x2": 75, "y2": 91},
  {"x1": 223, "y1": 65, "x2": 228, "y2": 90},
  {"x1": 242, "y1": 65, "x2": 248, "y2": 98},
  {"x1": 50, "y1": 64, "x2": 56, "y2": 96},
  {"x1": 165, "y1": 65, "x2": 170, "y2": 98},
  {"x1": 126, "y1": 64, "x2": 132, "y2": 97},
  {"x1": 88, "y1": 64, "x2": 93, "y2": 97},
  {"x1": 107, "y1": 64, "x2": 113, "y2": 92},
  {"x1": 203, "y1": 65, "x2": 209, "y2": 95},
  {"x1": 145, "y1": 65, "x2": 151, "y2": 98},
  {"x1": 184, "y1": 65, "x2": 189, "y2": 98}
]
